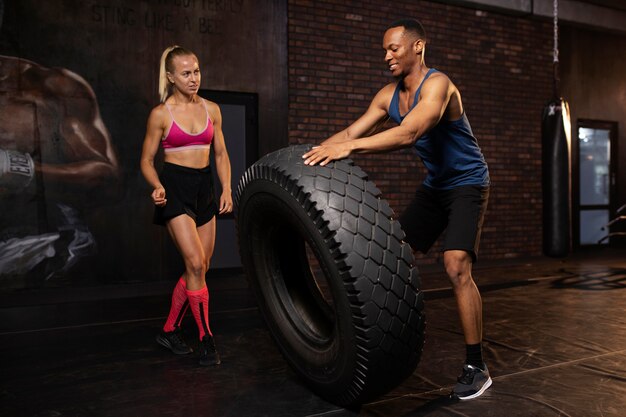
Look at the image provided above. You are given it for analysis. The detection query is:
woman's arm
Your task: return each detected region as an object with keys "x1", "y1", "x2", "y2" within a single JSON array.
[
  {"x1": 140, "y1": 106, "x2": 167, "y2": 206},
  {"x1": 207, "y1": 101, "x2": 233, "y2": 214}
]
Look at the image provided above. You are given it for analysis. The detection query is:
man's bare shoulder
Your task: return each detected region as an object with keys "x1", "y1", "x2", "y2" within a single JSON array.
[
  {"x1": 0, "y1": 55, "x2": 94, "y2": 101},
  {"x1": 426, "y1": 70, "x2": 451, "y2": 85},
  {"x1": 34, "y1": 65, "x2": 97, "y2": 101},
  {"x1": 372, "y1": 82, "x2": 399, "y2": 105},
  {"x1": 379, "y1": 82, "x2": 399, "y2": 96},
  {"x1": 0, "y1": 54, "x2": 39, "y2": 74},
  {"x1": 422, "y1": 71, "x2": 455, "y2": 94}
]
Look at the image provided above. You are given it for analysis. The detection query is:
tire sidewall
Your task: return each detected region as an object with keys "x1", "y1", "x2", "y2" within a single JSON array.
[{"x1": 237, "y1": 178, "x2": 357, "y2": 392}]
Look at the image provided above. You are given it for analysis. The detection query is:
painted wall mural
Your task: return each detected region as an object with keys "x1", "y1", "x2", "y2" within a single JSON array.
[
  {"x1": 0, "y1": 0, "x2": 287, "y2": 291},
  {"x1": 0, "y1": 53, "x2": 122, "y2": 287}
]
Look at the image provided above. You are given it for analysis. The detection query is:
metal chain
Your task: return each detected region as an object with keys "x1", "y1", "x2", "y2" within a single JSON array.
[
  {"x1": 551, "y1": 0, "x2": 560, "y2": 99},
  {"x1": 553, "y1": 0, "x2": 559, "y2": 63}
]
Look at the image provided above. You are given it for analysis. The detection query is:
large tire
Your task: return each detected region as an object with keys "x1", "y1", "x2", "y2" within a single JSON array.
[{"x1": 235, "y1": 144, "x2": 425, "y2": 407}]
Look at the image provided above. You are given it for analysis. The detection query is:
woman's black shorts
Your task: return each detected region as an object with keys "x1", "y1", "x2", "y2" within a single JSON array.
[
  {"x1": 398, "y1": 184, "x2": 489, "y2": 262},
  {"x1": 153, "y1": 162, "x2": 218, "y2": 227}
]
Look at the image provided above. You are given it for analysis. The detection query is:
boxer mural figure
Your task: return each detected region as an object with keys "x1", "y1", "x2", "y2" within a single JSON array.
[{"x1": 0, "y1": 4, "x2": 121, "y2": 285}]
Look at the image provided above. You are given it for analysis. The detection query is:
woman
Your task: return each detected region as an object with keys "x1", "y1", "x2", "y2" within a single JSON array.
[{"x1": 140, "y1": 46, "x2": 232, "y2": 366}]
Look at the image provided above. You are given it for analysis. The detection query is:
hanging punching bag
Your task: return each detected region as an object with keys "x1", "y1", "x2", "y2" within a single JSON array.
[{"x1": 542, "y1": 98, "x2": 571, "y2": 257}]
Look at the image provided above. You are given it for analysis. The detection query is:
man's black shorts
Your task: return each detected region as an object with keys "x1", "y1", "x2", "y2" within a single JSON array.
[
  {"x1": 398, "y1": 184, "x2": 489, "y2": 262},
  {"x1": 153, "y1": 162, "x2": 217, "y2": 227}
]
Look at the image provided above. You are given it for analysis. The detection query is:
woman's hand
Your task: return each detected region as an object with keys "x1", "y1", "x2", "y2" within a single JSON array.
[
  {"x1": 151, "y1": 186, "x2": 167, "y2": 207},
  {"x1": 219, "y1": 190, "x2": 233, "y2": 214}
]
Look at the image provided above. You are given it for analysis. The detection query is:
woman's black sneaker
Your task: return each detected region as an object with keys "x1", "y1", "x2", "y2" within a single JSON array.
[
  {"x1": 156, "y1": 328, "x2": 193, "y2": 355},
  {"x1": 199, "y1": 335, "x2": 221, "y2": 366}
]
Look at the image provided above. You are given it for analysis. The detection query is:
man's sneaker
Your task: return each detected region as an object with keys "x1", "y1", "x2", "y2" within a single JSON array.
[
  {"x1": 198, "y1": 335, "x2": 221, "y2": 366},
  {"x1": 156, "y1": 328, "x2": 193, "y2": 355},
  {"x1": 451, "y1": 363, "x2": 492, "y2": 400}
]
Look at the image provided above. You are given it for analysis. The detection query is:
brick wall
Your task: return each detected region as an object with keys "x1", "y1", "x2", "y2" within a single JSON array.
[{"x1": 287, "y1": 0, "x2": 553, "y2": 264}]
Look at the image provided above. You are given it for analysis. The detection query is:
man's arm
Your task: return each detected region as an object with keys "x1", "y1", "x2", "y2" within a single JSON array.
[
  {"x1": 36, "y1": 68, "x2": 121, "y2": 189},
  {"x1": 320, "y1": 84, "x2": 394, "y2": 146},
  {"x1": 303, "y1": 74, "x2": 452, "y2": 166}
]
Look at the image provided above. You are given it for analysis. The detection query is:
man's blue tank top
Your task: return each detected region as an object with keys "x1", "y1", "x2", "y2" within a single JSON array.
[{"x1": 388, "y1": 68, "x2": 489, "y2": 190}]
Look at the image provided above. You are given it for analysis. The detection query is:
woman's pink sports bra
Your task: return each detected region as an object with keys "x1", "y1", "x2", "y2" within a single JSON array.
[{"x1": 161, "y1": 101, "x2": 214, "y2": 152}]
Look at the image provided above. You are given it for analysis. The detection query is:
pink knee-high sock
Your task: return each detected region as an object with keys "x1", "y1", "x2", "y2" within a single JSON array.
[
  {"x1": 163, "y1": 277, "x2": 189, "y2": 332},
  {"x1": 186, "y1": 286, "x2": 212, "y2": 340}
]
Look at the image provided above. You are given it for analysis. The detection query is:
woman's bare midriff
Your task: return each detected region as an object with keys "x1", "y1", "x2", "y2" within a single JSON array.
[{"x1": 164, "y1": 146, "x2": 211, "y2": 169}]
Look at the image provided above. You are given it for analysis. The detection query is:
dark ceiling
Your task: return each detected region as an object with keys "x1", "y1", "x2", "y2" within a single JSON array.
[{"x1": 581, "y1": 0, "x2": 626, "y2": 12}]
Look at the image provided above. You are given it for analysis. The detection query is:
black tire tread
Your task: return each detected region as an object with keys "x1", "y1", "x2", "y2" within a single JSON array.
[{"x1": 235, "y1": 144, "x2": 425, "y2": 406}]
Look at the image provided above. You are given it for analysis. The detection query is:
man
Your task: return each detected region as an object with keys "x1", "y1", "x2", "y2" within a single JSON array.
[
  {"x1": 0, "y1": 52, "x2": 121, "y2": 282},
  {"x1": 303, "y1": 18, "x2": 491, "y2": 400}
]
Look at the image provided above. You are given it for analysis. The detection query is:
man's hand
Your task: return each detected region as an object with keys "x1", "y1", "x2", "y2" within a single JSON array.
[
  {"x1": 0, "y1": 149, "x2": 35, "y2": 191},
  {"x1": 302, "y1": 142, "x2": 352, "y2": 166}
]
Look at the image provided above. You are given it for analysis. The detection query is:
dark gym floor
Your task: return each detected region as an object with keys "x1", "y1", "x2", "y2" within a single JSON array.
[{"x1": 1, "y1": 247, "x2": 625, "y2": 417}]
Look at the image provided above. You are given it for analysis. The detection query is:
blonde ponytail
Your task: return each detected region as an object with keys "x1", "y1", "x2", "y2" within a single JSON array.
[{"x1": 158, "y1": 45, "x2": 179, "y2": 103}]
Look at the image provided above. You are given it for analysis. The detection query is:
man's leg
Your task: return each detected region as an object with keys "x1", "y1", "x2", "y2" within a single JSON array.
[
  {"x1": 443, "y1": 250, "x2": 482, "y2": 346},
  {"x1": 441, "y1": 185, "x2": 491, "y2": 400},
  {"x1": 399, "y1": 185, "x2": 447, "y2": 254},
  {"x1": 444, "y1": 249, "x2": 491, "y2": 400}
]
